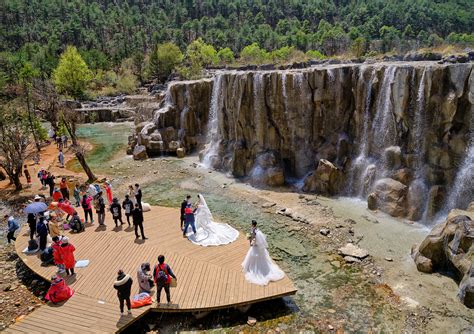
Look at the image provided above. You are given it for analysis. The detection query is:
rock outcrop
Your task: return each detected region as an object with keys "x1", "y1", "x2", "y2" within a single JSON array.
[
  {"x1": 412, "y1": 211, "x2": 474, "y2": 308},
  {"x1": 131, "y1": 62, "x2": 473, "y2": 219},
  {"x1": 368, "y1": 178, "x2": 408, "y2": 217},
  {"x1": 303, "y1": 159, "x2": 342, "y2": 195}
]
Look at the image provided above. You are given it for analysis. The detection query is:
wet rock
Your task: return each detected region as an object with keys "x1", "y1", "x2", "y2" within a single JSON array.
[
  {"x1": 303, "y1": 159, "x2": 342, "y2": 195},
  {"x1": 176, "y1": 147, "x2": 186, "y2": 158},
  {"x1": 367, "y1": 193, "x2": 377, "y2": 210},
  {"x1": 384, "y1": 146, "x2": 402, "y2": 170},
  {"x1": 133, "y1": 145, "x2": 148, "y2": 160},
  {"x1": 369, "y1": 178, "x2": 407, "y2": 217},
  {"x1": 338, "y1": 243, "x2": 369, "y2": 259},
  {"x1": 412, "y1": 212, "x2": 473, "y2": 307}
]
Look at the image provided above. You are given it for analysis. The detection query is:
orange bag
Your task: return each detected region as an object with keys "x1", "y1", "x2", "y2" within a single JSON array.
[{"x1": 130, "y1": 293, "x2": 152, "y2": 308}]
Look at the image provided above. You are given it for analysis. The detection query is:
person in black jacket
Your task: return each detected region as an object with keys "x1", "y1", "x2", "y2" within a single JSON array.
[
  {"x1": 27, "y1": 213, "x2": 37, "y2": 240},
  {"x1": 110, "y1": 197, "x2": 123, "y2": 227},
  {"x1": 36, "y1": 214, "x2": 49, "y2": 252},
  {"x1": 134, "y1": 184, "x2": 142, "y2": 209},
  {"x1": 45, "y1": 172, "x2": 55, "y2": 197},
  {"x1": 96, "y1": 191, "x2": 106, "y2": 226},
  {"x1": 180, "y1": 195, "x2": 191, "y2": 231},
  {"x1": 132, "y1": 204, "x2": 147, "y2": 240},
  {"x1": 113, "y1": 269, "x2": 133, "y2": 315},
  {"x1": 122, "y1": 195, "x2": 133, "y2": 226}
]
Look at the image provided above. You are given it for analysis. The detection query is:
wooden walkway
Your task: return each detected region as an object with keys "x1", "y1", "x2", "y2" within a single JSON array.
[{"x1": 6, "y1": 206, "x2": 296, "y2": 333}]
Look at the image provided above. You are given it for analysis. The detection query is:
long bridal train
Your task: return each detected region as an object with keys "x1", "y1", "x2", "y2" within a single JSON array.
[
  {"x1": 242, "y1": 229, "x2": 285, "y2": 286},
  {"x1": 186, "y1": 194, "x2": 239, "y2": 247}
]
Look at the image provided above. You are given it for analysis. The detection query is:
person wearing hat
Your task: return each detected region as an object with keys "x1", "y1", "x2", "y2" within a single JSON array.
[
  {"x1": 110, "y1": 197, "x2": 123, "y2": 227},
  {"x1": 113, "y1": 269, "x2": 133, "y2": 315},
  {"x1": 60, "y1": 237, "x2": 76, "y2": 276},
  {"x1": 47, "y1": 212, "x2": 61, "y2": 238},
  {"x1": 105, "y1": 180, "x2": 113, "y2": 205},
  {"x1": 4, "y1": 215, "x2": 19, "y2": 244}
]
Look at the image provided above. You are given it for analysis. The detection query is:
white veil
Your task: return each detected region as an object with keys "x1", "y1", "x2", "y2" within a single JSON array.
[
  {"x1": 255, "y1": 229, "x2": 268, "y2": 249},
  {"x1": 197, "y1": 194, "x2": 213, "y2": 221}
]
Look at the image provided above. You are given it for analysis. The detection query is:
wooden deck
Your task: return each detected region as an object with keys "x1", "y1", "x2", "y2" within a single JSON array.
[{"x1": 6, "y1": 206, "x2": 296, "y2": 333}]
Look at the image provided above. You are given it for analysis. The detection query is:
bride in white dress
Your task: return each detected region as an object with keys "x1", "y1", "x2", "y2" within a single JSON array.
[
  {"x1": 242, "y1": 221, "x2": 285, "y2": 286},
  {"x1": 187, "y1": 194, "x2": 239, "y2": 246}
]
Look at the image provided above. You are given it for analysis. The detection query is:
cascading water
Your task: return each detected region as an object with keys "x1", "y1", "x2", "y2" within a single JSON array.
[
  {"x1": 370, "y1": 66, "x2": 397, "y2": 178},
  {"x1": 444, "y1": 111, "x2": 474, "y2": 212},
  {"x1": 253, "y1": 72, "x2": 265, "y2": 147},
  {"x1": 409, "y1": 68, "x2": 432, "y2": 221},
  {"x1": 346, "y1": 67, "x2": 376, "y2": 197},
  {"x1": 201, "y1": 74, "x2": 224, "y2": 168},
  {"x1": 178, "y1": 87, "x2": 190, "y2": 140}
]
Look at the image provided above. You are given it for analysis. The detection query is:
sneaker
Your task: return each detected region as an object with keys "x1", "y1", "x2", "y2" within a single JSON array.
[
  {"x1": 142, "y1": 237, "x2": 148, "y2": 240},
  {"x1": 127, "y1": 310, "x2": 132, "y2": 314}
]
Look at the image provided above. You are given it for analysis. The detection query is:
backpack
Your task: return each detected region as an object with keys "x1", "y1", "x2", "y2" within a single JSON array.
[{"x1": 154, "y1": 264, "x2": 169, "y2": 285}]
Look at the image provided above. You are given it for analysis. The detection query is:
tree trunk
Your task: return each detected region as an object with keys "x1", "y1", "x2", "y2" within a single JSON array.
[
  {"x1": 12, "y1": 172, "x2": 22, "y2": 191},
  {"x1": 26, "y1": 90, "x2": 41, "y2": 152},
  {"x1": 75, "y1": 151, "x2": 96, "y2": 182}
]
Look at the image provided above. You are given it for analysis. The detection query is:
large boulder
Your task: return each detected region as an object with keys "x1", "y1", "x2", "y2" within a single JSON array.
[
  {"x1": 302, "y1": 159, "x2": 342, "y2": 195},
  {"x1": 412, "y1": 212, "x2": 474, "y2": 307},
  {"x1": 384, "y1": 146, "x2": 402, "y2": 170},
  {"x1": 133, "y1": 145, "x2": 148, "y2": 160},
  {"x1": 368, "y1": 178, "x2": 407, "y2": 217}
]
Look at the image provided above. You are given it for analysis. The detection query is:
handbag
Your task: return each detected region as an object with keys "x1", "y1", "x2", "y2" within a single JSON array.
[{"x1": 170, "y1": 277, "x2": 177, "y2": 288}]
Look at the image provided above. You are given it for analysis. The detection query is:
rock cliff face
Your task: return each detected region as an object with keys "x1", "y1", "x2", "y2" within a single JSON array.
[{"x1": 132, "y1": 62, "x2": 473, "y2": 220}]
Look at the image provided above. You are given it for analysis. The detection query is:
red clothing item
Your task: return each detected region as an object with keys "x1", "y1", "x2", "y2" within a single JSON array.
[
  {"x1": 59, "y1": 180, "x2": 68, "y2": 189},
  {"x1": 58, "y1": 201, "x2": 75, "y2": 216},
  {"x1": 45, "y1": 277, "x2": 74, "y2": 303},
  {"x1": 60, "y1": 243, "x2": 76, "y2": 269},
  {"x1": 82, "y1": 196, "x2": 93, "y2": 210},
  {"x1": 105, "y1": 185, "x2": 113, "y2": 204},
  {"x1": 53, "y1": 190, "x2": 63, "y2": 202},
  {"x1": 52, "y1": 241, "x2": 63, "y2": 265}
]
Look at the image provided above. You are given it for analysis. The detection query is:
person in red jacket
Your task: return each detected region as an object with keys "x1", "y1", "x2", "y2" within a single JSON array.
[
  {"x1": 52, "y1": 187, "x2": 63, "y2": 202},
  {"x1": 58, "y1": 198, "x2": 76, "y2": 221},
  {"x1": 45, "y1": 275, "x2": 74, "y2": 304},
  {"x1": 51, "y1": 236, "x2": 65, "y2": 273},
  {"x1": 60, "y1": 237, "x2": 76, "y2": 275}
]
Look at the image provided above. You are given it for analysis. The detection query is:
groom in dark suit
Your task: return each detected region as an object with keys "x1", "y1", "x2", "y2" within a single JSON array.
[
  {"x1": 180, "y1": 195, "x2": 191, "y2": 231},
  {"x1": 182, "y1": 204, "x2": 197, "y2": 237}
]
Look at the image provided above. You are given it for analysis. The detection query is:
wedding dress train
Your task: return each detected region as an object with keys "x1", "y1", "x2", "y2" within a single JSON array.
[
  {"x1": 241, "y1": 229, "x2": 285, "y2": 286},
  {"x1": 187, "y1": 194, "x2": 239, "y2": 246}
]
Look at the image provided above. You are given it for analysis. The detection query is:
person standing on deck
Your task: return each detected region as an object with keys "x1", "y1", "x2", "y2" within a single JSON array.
[
  {"x1": 73, "y1": 184, "x2": 81, "y2": 207},
  {"x1": 153, "y1": 255, "x2": 177, "y2": 305},
  {"x1": 110, "y1": 197, "x2": 124, "y2": 227},
  {"x1": 132, "y1": 203, "x2": 147, "y2": 240},
  {"x1": 27, "y1": 213, "x2": 36, "y2": 240},
  {"x1": 122, "y1": 195, "x2": 133, "y2": 226},
  {"x1": 134, "y1": 184, "x2": 142, "y2": 209},
  {"x1": 81, "y1": 194, "x2": 94, "y2": 224},
  {"x1": 96, "y1": 191, "x2": 106, "y2": 226},
  {"x1": 180, "y1": 195, "x2": 191, "y2": 231},
  {"x1": 60, "y1": 237, "x2": 76, "y2": 276},
  {"x1": 36, "y1": 213, "x2": 49, "y2": 252},
  {"x1": 114, "y1": 269, "x2": 133, "y2": 315}
]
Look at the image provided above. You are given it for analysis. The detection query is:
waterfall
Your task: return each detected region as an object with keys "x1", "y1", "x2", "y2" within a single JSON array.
[
  {"x1": 152, "y1": 86, "x2": 174, "y2": 126},
  {"x1": 178, "y1": 87, "x2": 190, "y2": 140},
  {"x1": 327, "y1": 68, "x2": 335, "y2": 82},
  {"x1": 444, "y1": 111, "x2": 474, "y2": 211},
  {"x1": 253, "y1": 72, "x2": 265, "y2": 146},
  {"x1": 201, "y1": 74, "x2": 224, "y2": 168},
  {"x1": 346, "y1": 67, "x2": 376, "y2": 196},
  {"x1": 282, "y1": 72, "x2": 288, "y2": 113},
  {"x1": 370, "y1": 66, "x2": 397, "y2": 178}
]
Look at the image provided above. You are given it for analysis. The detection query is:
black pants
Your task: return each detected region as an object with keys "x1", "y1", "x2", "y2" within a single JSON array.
[
  {"x1": 113, "y1": 217, "x2": 123, "y2": 227},
  {"x1": 7, "y1": 231, "x2": 16, "y2": 243},
  {"x1": 136, "y1": 196, "x2": 142, "y2": 209},
  {"x1": 49, "y1": 185, "x2": 54, "y2": 196},
  {"x1": 125, "y1": 214, "x2": 131, "y2": 225},
  {"x1": 84, "y1": 209, "x2": 93, "y2": 223},
  {"x1": 29, "y1": 224, "x2": 36, "y2": 240},
  {"x1": 119, "y1": 296, "x2": 131, "y2": 312},
  {"x1": 134, "y1": 222, "x2": 145, "y2": 239},
  {"x1": 60, "y1": 188, "x2": 69, "y2": 200},
  {"x1": 157, "y1": 283, "x2": 170, "y2": 303},
  {"x1": 180, "y1": 214, "x2": 185, "y2": 230},
  {"x1": 39, "y1": 234, "x2": 47, "y2": 250}
]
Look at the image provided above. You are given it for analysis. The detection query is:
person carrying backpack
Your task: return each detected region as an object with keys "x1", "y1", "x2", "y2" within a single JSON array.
[
  {"x1": 153, "y1": 255, "x2": 177, "y2": 304},
  {"x1": 5, "y1": 215, "x2": 19, "y2": 244},
  {"x1": 122, "y1": 195, "x2": 133, "y2": 225}
]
